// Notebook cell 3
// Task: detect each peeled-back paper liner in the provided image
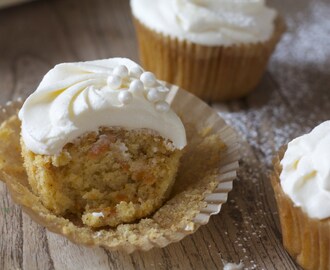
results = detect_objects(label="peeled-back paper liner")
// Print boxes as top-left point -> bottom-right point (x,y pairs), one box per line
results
0,86 -> 240,253
271,147 -> 330,270
134,16 -> 285,101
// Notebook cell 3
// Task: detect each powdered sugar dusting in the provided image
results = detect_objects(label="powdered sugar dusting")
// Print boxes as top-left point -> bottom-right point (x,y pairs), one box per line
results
213,1 -> 330,269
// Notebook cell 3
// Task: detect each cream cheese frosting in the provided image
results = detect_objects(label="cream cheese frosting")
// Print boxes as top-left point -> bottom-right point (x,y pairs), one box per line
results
130,0 -> 277,46
280,121 -> 330,220
19,58 -> 187,155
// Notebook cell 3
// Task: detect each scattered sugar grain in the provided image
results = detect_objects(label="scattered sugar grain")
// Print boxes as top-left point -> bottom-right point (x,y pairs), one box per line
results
223,262 -> 244,270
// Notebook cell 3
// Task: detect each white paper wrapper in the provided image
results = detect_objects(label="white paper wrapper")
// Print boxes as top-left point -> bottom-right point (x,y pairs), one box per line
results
0,85 -> 240,253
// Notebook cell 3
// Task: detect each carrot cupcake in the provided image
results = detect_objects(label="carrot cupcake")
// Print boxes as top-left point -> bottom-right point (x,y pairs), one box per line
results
272,122 -> 330,270
18,58 -> 187,228
130,0 -> 285,101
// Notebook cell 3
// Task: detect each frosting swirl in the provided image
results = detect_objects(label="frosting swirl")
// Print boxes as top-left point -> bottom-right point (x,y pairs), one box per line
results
280,121 -> 330,220
19,58 -> 187,155
130,0 -> 277,46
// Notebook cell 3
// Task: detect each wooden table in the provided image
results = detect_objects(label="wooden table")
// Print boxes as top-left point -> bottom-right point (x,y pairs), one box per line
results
0,0 -> 328,269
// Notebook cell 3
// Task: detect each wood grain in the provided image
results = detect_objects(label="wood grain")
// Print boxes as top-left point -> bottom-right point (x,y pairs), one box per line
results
1,0 -> 328,269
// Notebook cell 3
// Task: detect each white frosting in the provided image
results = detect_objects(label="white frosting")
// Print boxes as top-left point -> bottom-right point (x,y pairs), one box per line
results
280,121 -> 330,220
19,58 -> 187,155
130,0 -> 277,46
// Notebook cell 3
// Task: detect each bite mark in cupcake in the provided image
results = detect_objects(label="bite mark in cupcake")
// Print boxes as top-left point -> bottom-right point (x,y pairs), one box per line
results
18,58 -> 187,228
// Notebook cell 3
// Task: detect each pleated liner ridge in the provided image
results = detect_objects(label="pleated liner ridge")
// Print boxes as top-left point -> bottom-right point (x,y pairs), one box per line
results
134,17 -> 285,101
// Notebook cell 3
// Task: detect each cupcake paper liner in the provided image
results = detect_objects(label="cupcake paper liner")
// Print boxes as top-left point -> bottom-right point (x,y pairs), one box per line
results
0,85 -> 240,253
134,17 -> 285,102
271,147 -> 330,270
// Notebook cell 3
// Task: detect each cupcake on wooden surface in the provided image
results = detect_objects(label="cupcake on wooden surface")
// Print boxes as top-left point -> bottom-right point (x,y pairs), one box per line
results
19,58 -> 187,228
131,0 -> 285,101
272,122 -> 330,270
0,58 -> 239,251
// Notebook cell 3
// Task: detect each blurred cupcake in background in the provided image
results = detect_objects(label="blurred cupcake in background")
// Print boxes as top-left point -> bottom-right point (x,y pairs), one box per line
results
130,0 -> 285,101
272,122 -> 330,270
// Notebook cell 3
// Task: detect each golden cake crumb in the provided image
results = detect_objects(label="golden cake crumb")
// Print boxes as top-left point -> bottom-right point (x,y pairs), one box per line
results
21,127 -> 182,227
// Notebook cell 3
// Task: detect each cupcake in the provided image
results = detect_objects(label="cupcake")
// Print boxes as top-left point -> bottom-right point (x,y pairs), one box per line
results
0,63 -> 239,251
271,122 -> 330,270
18,58 -> 187,228
130,0 -> 285,101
